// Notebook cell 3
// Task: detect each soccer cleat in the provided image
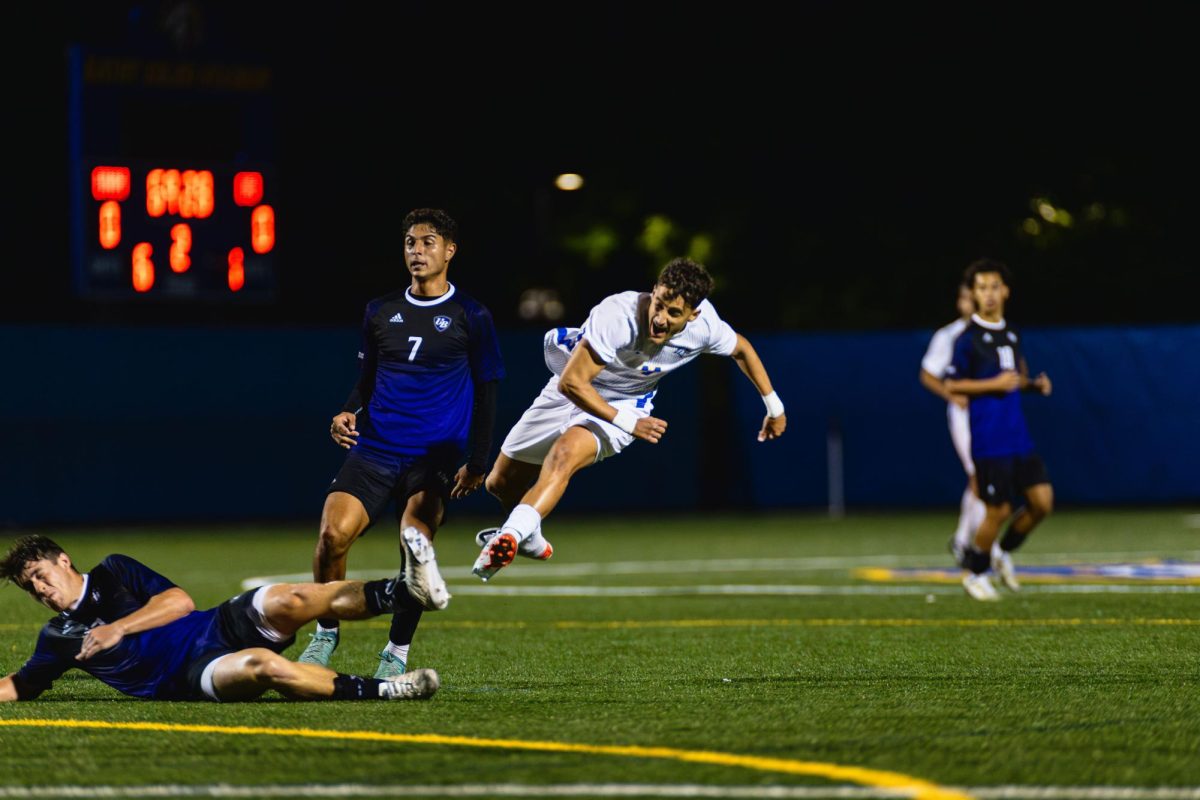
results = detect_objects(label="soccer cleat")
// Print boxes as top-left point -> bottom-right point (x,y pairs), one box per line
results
994,551 -> 1021,592
475,527 -> 554,560
472,531 -> 517,582
400,527 -> 451,611
373,648 -> 407,680
962,572 -> 1000,601
297,629 -> 339,666
379,667 -> 440,700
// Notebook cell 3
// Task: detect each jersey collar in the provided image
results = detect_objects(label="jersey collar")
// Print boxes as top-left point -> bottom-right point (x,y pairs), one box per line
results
405,283 -> 456,307
971,313 -> 1006,331
67,573 -> 90,611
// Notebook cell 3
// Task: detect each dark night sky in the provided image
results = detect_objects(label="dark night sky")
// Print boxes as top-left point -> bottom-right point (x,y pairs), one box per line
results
6,2 -> 1198,332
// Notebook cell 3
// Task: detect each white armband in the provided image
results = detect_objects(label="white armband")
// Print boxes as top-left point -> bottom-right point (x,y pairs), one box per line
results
762,391 -> 785,418
611,408 -> 639,435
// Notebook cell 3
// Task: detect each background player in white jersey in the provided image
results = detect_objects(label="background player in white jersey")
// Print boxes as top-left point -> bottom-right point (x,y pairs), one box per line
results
919,281 -> 987,566
472,258 -> 787,580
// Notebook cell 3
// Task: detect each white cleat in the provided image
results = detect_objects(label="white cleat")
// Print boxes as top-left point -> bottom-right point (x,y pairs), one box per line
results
472,531 -> 517,582
400,527 -> 451,610
962,572 -> 1000,601
475,527 -> 553,560
994,551 -> 1021,592
379,667 -> 440,700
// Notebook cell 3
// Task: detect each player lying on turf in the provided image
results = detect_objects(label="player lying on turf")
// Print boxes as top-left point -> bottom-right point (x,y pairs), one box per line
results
472,257 -> 787,580
0,535 -> 438,702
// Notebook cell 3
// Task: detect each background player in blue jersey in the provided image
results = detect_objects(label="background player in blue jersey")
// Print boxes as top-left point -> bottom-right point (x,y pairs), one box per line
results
943,259 -> 1054,601
301,209 -> 505,676
0,535 -> 438,702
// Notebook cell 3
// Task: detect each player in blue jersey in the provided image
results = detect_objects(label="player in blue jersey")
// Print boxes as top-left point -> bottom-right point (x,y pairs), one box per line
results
943,259 -> 1053,601
0,535 -> 439,702
301,208 -> 505,676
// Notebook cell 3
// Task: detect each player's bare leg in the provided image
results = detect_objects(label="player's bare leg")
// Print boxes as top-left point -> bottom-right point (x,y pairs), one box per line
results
300,492 -> 371,665
210,648 -> 438,702
473,426 -> 598,580
479,454 -> 553,559
993,483 -> 1054,592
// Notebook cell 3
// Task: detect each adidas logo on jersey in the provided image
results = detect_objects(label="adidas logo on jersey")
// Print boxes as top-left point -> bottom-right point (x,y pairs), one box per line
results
389,312 -> 404,323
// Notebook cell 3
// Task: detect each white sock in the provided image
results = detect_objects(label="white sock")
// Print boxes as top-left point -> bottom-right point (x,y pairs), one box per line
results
521,525 -> 549,554
384,642 -> 409,663
501,503 -> 542,546
952,486 -> 975,551
317,622 -> 339,635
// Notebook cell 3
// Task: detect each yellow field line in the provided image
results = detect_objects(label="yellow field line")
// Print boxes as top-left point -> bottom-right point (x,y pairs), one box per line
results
0,719 -> 971,800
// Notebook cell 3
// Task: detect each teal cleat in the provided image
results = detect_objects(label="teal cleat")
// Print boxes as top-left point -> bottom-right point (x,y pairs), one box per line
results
373,648 -> 408,680
297,628 -> 339,666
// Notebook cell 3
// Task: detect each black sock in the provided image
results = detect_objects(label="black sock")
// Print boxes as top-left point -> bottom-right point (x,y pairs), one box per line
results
316,619 -> 338,631
331,673 -> 385,700
363,578 -> 398,616
1000,527 -> 1028,553
389,607 -> 423,649
963,546 -> 991,575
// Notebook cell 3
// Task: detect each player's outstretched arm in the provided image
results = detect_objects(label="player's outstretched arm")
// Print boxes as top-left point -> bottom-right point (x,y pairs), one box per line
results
730,334 -> 786,442
75,587 -> 195,661
559,341 -> 667,444
0,675 -> 17,702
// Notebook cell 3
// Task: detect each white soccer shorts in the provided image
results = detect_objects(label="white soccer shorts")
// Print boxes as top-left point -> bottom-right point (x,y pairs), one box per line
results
500,376 -> 650,465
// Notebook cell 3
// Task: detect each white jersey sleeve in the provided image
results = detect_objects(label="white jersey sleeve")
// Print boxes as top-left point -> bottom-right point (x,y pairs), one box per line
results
582,293 -> 639,364
696,300 -> 738,356
920,318 -> 968,378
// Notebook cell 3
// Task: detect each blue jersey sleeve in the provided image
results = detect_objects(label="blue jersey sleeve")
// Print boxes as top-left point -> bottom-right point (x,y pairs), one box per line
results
344,301 -> 381,413
101,554 -> 177,603
467,303 -> 506,384
12,629 -> 73,700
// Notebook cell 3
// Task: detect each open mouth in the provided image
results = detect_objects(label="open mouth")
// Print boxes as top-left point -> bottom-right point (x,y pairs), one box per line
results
650,320 -> 669,338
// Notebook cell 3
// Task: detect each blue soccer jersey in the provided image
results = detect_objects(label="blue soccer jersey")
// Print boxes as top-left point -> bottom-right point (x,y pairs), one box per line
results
12,555 -> 232,700
946,316 -> 1035,459
344,284 -> 505,459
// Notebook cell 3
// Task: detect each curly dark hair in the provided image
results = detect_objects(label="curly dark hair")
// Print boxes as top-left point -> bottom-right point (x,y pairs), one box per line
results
656,258 -> 714,310
402,208 -> 458,243
0,535 -> 69,589
963,257 -> 1012,288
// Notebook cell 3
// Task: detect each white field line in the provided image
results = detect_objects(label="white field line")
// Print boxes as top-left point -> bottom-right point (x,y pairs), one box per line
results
241,550 -> 1200,590
1,784 -> 1198,799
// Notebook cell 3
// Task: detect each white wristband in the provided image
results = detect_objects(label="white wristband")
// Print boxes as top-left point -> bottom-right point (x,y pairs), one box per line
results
611,408 -> 638,434
762,391 -> 785,418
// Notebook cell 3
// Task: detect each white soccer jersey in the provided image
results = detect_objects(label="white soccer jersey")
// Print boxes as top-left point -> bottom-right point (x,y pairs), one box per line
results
545,291 -> 739,401
921,317 -> 969,379
921,316 -> 974,475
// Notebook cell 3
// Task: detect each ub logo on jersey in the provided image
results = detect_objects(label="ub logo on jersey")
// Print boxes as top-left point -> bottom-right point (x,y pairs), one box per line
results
982,332 -> 993,343
433,315 -> 451,332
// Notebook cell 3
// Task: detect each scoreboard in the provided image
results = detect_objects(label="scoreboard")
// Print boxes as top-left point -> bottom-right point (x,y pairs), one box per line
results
69,46 -> 278,302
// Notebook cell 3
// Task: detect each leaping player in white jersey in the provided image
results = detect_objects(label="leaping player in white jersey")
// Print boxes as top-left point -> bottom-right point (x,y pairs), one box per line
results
918,281 -> 987,566
471,258 -> 788,580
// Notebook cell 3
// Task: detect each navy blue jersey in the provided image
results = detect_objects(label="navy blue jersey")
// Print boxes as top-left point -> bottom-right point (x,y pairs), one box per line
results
345,284 -> 505,459
946,317 -> 1035,458
13,555 -> 231,700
